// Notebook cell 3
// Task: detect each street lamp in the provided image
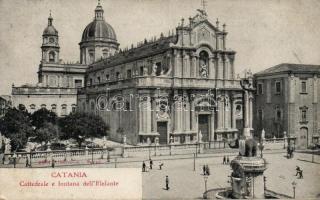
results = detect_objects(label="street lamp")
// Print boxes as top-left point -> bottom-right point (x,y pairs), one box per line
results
259,129 -> 265,158
283,131 -> 287,149
292,181 -> 297,199
203,175 -> 209,197
310,143 -> 315,163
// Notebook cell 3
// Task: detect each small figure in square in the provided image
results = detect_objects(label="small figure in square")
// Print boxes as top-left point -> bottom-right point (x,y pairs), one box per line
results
51,158 -> 55,168
25,156 -> 29,167
223,155 -> 226,164
149,159 -> 153,170
142,161 -> 146,172
203,165 -> 206,175
206,165 -> 210,175
227,156 -> 230,164
165,175 -> 170,190
295,166 -> 300,176
299,169 -> 303,179
159,162 -> 164,170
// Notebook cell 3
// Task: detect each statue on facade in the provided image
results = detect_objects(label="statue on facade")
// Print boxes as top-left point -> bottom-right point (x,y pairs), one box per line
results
198,130 -> 203,143
4,138 -> 11,154
200,63 -> 208,78
147,137 -> 151,145
123,135 -> 127,145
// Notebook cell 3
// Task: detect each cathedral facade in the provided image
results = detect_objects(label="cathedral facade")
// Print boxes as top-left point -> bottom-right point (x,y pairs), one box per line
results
11,2 -> 253,145
77,3 -> 253,145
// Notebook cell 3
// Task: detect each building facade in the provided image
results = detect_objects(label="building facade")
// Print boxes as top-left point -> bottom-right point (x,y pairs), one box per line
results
78,5 -> 254,145
11,13 -> 86,116
0,95 -> 12,118
253,63 -> 320,149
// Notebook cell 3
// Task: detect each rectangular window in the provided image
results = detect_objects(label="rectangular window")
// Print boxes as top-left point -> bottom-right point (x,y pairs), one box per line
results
301,81 -> 307,93
116,72 -> 120,79
89,78 -> 93,86
127,69 -> 132,79
275,81 -> 281,94
140,66 -> 144,76
301,110 -> 307,122
106,74 -> 110,81
97,77 -> 101,83
257,83 -> 263,95
74,79 -> 82,88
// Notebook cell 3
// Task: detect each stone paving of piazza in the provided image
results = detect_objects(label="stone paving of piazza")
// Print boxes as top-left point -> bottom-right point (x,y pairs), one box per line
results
48,150 -> 320,199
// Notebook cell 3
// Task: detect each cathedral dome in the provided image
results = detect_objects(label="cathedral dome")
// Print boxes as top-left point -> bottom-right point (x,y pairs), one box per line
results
81,20 -> 117,43
81,2 -> 117,44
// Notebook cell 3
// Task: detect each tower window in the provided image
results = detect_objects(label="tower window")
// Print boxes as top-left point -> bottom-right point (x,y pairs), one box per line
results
49,51 -> 55,62
127,69 -> 132,79
140,66 -> 144,76
275,81 -> 281,94
301,81 -> 307,93
257,83 -> 263,95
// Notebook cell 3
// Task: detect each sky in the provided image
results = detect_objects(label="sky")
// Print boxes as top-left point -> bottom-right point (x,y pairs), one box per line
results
0,0 -> 320,95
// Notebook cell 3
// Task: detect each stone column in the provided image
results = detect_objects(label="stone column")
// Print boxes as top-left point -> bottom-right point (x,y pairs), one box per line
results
209,56 -> 215,79
146,97 -> 152,133
191,55 -> 197,78
232,100 -> 237,129
191,96 -> 196,131
210,111 -> 215,141
223,56 -> 229,81
224,97 -> 231,130
243,90 -> 251,138
151,97 -> 157,132
45,75 -> 48,86
249,96 -> 253,129
217,98 -> 223,130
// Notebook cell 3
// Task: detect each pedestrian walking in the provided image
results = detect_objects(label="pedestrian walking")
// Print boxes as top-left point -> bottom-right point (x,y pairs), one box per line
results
159,162 -> 164,170
25,156 -> 29,167
223,155 -> 226,164
227,156 -> 230,164
51,158 -> 55,168
142,161 -> 146,172
295,166 -> 300,176
165,175 -> 170,190
12,153 -> 17,168
149,159 -> 153,170
299,169 -> 303,179
203,165 -> 206,175
206,165 -> 210,175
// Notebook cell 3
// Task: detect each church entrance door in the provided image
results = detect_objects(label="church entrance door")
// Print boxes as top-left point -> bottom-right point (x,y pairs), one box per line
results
198,114 -> 209,142
298,127 -> 308,149
157,121 -> 168,144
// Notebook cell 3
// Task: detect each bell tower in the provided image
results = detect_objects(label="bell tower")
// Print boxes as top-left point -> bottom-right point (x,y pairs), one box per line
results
41,11 -> 60,63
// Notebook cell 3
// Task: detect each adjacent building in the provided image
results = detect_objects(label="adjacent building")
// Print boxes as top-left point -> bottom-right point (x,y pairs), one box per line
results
253,63 -> 320,149
78,4 -> 254,145
0,95 -> 12,118
11,13 -> 87,116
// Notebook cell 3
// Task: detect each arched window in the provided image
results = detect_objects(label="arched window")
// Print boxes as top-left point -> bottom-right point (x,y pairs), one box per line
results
51,104 -> 57,113
61,104 -> 67,116
41,104 -> 46,109
49,51 -> 55,62
71,104 -> 76,113
103,49 -> 109,58
199,51 -> 209,78
30,104 -> 36,113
